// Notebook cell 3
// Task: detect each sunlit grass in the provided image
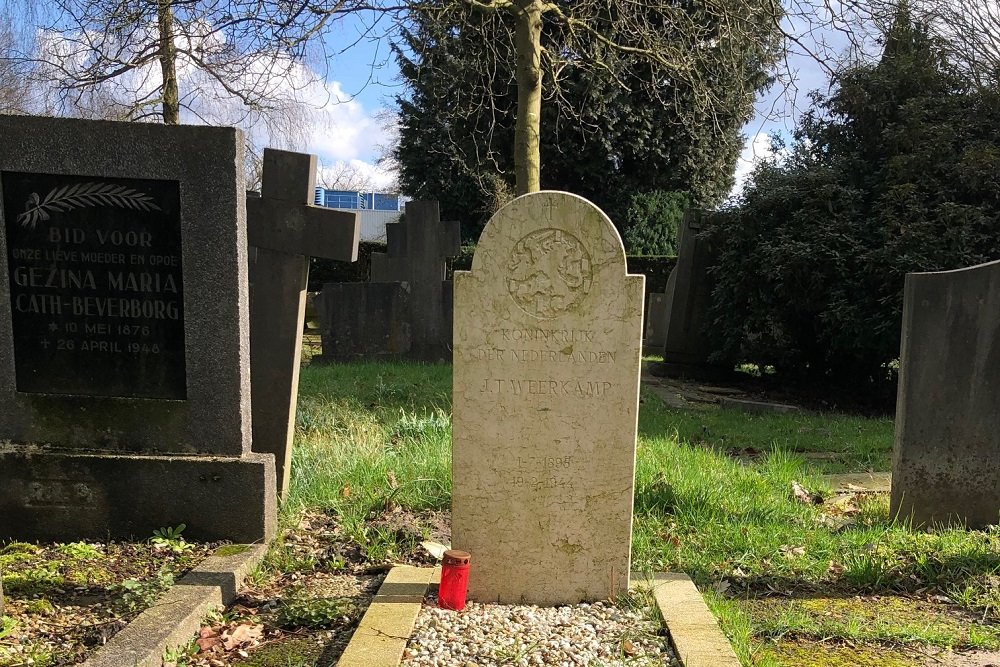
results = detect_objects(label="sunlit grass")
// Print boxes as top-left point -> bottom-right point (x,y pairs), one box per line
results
283,360 -> 1000,666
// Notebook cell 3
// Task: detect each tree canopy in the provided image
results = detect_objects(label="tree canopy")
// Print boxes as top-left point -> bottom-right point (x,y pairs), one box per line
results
392,0 -> 781,238
705,6 -> 1000,394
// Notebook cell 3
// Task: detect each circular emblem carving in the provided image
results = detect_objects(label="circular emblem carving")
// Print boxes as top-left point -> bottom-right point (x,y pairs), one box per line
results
506,228 -> 593,319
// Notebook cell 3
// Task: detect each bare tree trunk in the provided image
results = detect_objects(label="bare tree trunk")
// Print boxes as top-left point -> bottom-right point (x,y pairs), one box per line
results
512,0 -> 543,195
157,0 -> 180,124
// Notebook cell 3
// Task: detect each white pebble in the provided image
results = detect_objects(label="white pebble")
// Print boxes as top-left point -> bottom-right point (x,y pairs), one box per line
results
401,596 -> 679,667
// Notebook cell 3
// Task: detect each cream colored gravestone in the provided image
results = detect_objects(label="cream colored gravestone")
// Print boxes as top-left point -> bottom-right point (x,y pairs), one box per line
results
452,191 -> 645,605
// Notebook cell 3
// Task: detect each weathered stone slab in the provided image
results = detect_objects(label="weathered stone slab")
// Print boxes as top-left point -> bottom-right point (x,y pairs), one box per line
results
452,191 -> 644,605
317,282 -> 411,360
0,449 -> 275,542
891,259 -> 1000,528
0,115 -> 275,542
644,292 -> 668,350
719,397 -> 802,414
84,544 -> 268,667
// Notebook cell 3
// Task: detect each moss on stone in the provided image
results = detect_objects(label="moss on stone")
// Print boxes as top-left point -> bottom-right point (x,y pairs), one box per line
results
757,639 -> 918,667
214,545 -> 251,557
232,636 -> 325,666
24,599 -> 55,615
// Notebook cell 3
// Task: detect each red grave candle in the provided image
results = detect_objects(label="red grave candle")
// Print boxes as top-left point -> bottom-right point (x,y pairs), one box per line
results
438,549 -> 471,611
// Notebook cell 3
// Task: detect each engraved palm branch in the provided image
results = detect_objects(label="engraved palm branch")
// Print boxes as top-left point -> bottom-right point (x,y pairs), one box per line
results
17,182 -> 162,228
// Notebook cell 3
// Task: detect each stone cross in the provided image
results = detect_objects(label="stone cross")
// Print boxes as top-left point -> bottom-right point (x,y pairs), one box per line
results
247,149 -> 360,499
369,201 -> 460,359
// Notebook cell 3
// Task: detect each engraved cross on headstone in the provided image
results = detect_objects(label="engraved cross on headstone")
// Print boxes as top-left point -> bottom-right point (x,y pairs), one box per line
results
247,149 -> 360,498
542,197 -> 558,221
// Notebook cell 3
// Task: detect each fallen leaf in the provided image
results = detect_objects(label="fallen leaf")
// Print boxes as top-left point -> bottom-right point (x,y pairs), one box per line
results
711,579 -> 731,594
790,481 -> 822,504
196,635 -> 221,652
195,626 -> 223,652
420,540 -> 450,560
622,639 -> 638,655
791,481 -> 811,503
779,545 -> 807,558
222,623 -> 263,650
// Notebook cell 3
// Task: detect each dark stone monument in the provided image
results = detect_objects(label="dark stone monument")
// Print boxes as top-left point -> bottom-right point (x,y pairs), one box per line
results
247,148 -> 359,499
650,209 -> 726,379
318,281 -> 411,359
643,292 -> 668,352
891,259 -> 1000,529
316,201 -> 460,362
0,115 -> 275,543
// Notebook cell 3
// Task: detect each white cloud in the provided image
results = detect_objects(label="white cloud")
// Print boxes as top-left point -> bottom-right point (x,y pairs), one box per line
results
730,132 -> 777,199
317,158 -> 397,192
33,25 -> 396,189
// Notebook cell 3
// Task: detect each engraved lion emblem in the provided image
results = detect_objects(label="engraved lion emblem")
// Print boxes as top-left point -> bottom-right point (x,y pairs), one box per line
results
506,228 -> 593,319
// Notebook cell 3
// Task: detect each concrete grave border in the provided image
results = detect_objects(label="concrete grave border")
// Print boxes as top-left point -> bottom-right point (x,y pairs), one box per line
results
338,566 -> 739,667
82,543 -> 268,667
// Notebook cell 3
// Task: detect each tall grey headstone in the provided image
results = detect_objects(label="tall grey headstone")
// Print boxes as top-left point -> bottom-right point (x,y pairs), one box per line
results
643,292 -> 669,351
248,148 -> 359,499
660,209 -> 717,366
0,115 -> 275,542
891,259 -> 1000,528
452,191 -> 644,605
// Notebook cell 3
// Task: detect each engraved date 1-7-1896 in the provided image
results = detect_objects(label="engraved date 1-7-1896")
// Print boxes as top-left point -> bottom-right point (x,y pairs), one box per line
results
509,455 -> 575,491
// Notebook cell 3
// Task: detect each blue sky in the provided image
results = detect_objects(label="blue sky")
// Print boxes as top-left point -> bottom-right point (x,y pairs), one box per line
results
7,4 -> 877,195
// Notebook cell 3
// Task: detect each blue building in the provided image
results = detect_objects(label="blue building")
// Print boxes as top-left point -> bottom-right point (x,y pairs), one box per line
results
313,188 -> 403,242
314,188 -> 401,212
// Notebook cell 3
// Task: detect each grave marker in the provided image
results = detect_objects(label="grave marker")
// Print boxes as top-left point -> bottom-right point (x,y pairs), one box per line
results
316,201 -> 459,361
659,209 -> 717,366
891,259 -> 1000,528
452,191 -> 644,605
247,149 -> 359,498
0,115 -> 275,542
643,292 -> 669,352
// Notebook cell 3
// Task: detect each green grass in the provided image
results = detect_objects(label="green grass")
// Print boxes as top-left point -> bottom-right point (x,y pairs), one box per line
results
282,360 -> 1000,666
282,362 -> 452,560
639,386 -> 895,472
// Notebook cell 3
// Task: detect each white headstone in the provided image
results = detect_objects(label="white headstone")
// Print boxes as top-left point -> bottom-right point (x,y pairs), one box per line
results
452,191 -> 644,605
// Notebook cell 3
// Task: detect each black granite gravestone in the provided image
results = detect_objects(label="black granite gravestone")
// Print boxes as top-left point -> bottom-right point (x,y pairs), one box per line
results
0,116 -> 275,543
3,172 -> 186,398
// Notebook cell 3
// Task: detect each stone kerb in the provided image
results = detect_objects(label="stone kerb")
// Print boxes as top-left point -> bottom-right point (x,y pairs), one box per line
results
891,258 -> 1000,528
452,191 -> 644,605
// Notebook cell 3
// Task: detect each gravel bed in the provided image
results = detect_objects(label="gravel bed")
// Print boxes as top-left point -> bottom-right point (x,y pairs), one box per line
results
402,596 -> 680,667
